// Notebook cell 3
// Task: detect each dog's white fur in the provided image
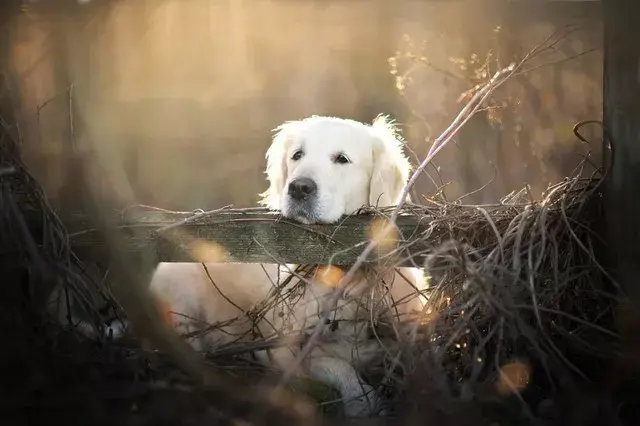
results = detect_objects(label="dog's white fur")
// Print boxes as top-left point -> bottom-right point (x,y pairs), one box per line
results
148,115 -> 427,416
260,115 -> 412,223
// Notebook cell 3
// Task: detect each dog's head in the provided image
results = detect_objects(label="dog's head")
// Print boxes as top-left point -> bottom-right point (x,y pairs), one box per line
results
259,115 -> 411,224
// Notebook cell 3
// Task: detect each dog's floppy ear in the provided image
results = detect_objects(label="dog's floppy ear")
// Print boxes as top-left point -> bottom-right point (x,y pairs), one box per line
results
258,121 -> 295,210
368,115 -> 411,208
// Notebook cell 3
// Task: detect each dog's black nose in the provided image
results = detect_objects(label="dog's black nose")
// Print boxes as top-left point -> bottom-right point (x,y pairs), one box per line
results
288,177 -> 317,200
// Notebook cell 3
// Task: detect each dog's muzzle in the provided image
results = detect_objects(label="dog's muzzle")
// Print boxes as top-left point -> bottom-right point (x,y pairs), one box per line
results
285,177 -> 319,222
288,177 -> 317,201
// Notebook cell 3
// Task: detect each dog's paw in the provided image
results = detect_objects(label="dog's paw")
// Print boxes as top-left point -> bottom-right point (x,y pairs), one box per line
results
342,384 -> 381,417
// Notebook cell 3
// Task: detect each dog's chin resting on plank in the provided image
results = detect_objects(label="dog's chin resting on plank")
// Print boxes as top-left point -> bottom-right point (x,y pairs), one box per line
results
148,115 -> 428,417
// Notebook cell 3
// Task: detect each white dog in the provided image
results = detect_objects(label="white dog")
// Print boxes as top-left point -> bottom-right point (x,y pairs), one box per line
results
148,115 -> 427,417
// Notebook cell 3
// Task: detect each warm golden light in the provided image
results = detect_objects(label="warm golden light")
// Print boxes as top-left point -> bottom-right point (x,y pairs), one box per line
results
496,360 -> 531,395
188,239 -> 229,263
368,217 -> 399,254
156,297 -> 175,327
314,265 -> 346,289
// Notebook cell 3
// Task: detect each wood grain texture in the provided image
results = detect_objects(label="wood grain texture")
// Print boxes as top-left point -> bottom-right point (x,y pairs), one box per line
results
69,208 -> 442,267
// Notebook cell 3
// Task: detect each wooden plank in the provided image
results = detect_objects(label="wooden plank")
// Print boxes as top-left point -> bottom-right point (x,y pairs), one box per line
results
603,1 -> 640,298
68,209 -> 445,267
602,0 -> 640,377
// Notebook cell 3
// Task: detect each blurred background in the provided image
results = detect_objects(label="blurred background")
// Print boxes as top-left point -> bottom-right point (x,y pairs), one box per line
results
6,0 -> 603,215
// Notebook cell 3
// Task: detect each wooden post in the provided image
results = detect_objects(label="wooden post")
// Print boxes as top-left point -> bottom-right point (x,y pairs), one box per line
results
602,0 -> 640,377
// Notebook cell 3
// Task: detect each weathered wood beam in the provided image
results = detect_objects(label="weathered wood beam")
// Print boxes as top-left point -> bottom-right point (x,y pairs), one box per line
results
603,0 -> 640,293
602,0 -> 640,376
69,209 -> 441,267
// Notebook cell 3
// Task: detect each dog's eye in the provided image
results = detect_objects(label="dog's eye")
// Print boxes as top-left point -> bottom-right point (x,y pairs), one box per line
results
291,150 -> 303,161
333,153 -> 351,164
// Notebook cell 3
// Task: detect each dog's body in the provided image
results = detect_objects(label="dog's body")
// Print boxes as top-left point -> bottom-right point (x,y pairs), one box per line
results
147,115 -> 428,416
